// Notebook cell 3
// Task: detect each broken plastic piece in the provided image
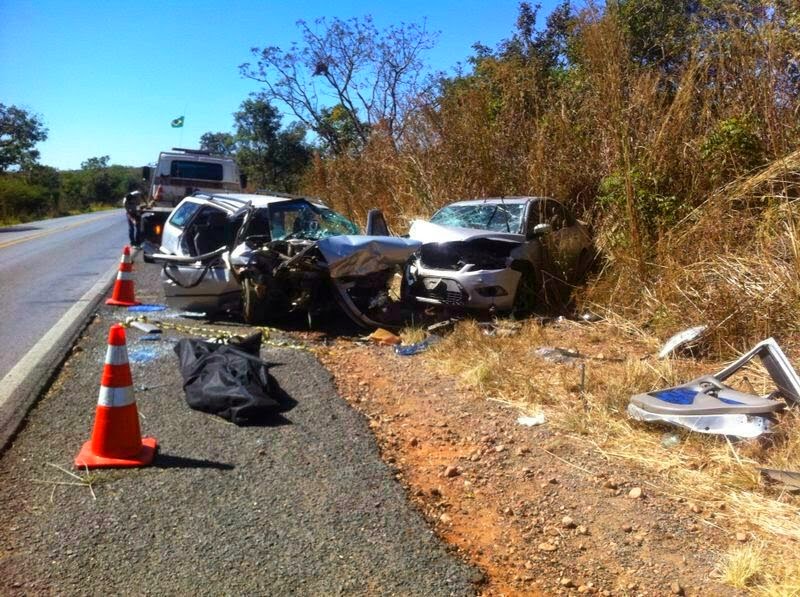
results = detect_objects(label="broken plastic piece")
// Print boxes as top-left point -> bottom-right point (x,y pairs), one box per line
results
534,347 -> 583,364
714,337 -> 800,404
631,375 -> 784,416
629,337 -> 800,438
368,328 -> 402,345
627,403 -> 771,438
130,321 -> 162,334
660,433 -> 682,448
658,325 -> 707,359
394,335 -> 441,356
127,304 -> 167,312
517,413 -> 546,426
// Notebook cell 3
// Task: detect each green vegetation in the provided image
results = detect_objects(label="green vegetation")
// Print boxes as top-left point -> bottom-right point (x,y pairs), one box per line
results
200,93 -> 311,193
0,104 -> 141,225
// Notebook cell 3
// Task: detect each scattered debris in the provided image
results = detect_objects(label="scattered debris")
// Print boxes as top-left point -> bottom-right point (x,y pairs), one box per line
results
630,337 -> 800,437
580,311 -> 602,323
534,347 -> 584,364
628,487 -> 643,499
427,318 -> 459,334
368,328 -> 402,345
478,320 -> 521,337
517,413 -> 546,426
658,325 -> 708,359
127,304 -> 167,313
760,468 -> 800,492
660,432 -> 682,448
128,320 -> 162,334
716,337 -> 800,404
127,346 -> 160,363
139,334 -> 162,342
395,335 -> 441,356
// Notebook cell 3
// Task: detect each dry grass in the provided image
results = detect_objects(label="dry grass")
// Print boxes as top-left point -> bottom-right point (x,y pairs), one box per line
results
298,3 -> 800,590
719,544 -> 765,589
428,316 -> 800,593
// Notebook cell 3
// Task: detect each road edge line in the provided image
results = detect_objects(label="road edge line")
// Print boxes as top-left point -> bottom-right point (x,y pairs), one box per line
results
0,257 -> 125,453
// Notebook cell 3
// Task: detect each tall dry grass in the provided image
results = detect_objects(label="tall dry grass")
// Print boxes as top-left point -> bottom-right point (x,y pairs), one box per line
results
303,2 -> 800,351
299,3 -> 800,591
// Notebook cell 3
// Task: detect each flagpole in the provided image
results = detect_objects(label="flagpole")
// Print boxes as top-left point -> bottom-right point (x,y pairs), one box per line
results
180,102 -> 188,147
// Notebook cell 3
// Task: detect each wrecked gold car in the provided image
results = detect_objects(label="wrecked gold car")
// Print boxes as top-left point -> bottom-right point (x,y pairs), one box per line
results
150,193 -> 420,328
404,197 -> 594,313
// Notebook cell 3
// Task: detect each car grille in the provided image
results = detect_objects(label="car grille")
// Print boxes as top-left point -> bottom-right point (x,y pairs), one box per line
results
415,278 -> 468,306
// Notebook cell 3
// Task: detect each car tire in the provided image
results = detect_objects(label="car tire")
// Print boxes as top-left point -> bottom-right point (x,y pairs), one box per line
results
242,277 -> 260,324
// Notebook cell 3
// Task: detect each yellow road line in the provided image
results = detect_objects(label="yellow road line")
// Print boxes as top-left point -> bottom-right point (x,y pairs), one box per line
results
0,213 -> 116,250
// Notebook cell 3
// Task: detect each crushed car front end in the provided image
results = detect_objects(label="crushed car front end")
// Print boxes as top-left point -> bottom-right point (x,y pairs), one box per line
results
404,238 -> 523,311
404,217 -> 529,312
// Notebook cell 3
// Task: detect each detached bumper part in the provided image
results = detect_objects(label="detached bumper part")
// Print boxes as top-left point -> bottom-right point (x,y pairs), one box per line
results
628,337 -> 800,437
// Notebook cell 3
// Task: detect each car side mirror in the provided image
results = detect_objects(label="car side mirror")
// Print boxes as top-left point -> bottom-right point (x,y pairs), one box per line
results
142,166 -> 151,182
527,223 -> 552,239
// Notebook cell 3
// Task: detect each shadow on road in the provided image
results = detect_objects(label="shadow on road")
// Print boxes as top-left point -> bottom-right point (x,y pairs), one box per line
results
153,453 -> 235,470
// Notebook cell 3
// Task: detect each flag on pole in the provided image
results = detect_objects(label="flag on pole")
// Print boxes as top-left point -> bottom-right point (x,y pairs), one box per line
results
171,116 -> 184,128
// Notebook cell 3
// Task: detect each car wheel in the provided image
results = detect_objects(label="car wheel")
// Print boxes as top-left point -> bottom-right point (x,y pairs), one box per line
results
242,277 -> 260,324
512,264 -> 539,317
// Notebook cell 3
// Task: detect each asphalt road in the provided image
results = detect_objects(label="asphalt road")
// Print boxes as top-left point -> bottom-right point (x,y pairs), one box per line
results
0,258 -> 477,595
0,210 -> 128,380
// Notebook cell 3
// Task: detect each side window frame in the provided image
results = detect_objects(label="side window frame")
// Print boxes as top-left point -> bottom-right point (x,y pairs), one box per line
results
167,200 -> 204,229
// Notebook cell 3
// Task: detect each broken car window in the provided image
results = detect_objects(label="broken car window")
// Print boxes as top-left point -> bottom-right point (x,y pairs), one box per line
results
430,203 -> 525,233
243,200 -> 359,241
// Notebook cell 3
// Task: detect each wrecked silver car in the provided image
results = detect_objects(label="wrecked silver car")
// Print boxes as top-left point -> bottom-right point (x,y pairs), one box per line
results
404,197 -> 594,313
150,193 -> 420,328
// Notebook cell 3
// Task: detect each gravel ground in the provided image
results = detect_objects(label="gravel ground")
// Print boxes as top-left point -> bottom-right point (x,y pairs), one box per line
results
0,259 -> 477,596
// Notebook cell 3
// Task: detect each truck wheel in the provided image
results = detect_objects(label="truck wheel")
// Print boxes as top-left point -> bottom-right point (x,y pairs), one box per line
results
242,277 -> 259,324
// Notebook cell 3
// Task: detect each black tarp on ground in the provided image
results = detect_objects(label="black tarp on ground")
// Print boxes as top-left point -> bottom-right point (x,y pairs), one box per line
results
174,333 -> 282,425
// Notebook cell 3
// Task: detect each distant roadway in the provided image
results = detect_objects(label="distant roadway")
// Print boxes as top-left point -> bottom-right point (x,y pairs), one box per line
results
0,210 -> 128,380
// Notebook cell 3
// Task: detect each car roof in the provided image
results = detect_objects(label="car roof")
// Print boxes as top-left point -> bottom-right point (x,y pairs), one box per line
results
190,192 -> 328,213
443,196 -> 553,207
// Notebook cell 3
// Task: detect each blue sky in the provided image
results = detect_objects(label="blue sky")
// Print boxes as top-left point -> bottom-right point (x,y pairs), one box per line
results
1,0 -> 558,170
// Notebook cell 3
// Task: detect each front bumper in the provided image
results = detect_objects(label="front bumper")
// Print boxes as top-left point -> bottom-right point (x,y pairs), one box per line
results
405,260 -> 521,311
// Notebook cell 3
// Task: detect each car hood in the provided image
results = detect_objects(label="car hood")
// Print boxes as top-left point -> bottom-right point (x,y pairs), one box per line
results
317,235 -> 422,278
408,219 -> 524,244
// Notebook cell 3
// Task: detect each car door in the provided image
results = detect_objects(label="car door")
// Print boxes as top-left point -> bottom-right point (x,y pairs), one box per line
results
161,198 -> 204,255
525,199 -> 585,283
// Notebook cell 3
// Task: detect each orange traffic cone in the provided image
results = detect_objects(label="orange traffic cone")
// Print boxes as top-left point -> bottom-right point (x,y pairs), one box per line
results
106,245 -> 140,306
74,324 -> 157,468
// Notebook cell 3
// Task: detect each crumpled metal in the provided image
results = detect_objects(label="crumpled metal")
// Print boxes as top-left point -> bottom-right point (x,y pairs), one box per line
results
317,235 -> 421,278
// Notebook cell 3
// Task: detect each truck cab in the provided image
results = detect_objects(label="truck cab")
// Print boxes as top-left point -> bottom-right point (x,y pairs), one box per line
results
143,148 -> 245,206
138,148 -> 245,248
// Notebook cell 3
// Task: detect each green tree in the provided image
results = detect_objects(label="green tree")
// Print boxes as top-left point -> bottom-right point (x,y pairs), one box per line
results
199,132 -> 236,156
199,94 -> 311,192
233,94 -> 311,192
0,104 -> 48,172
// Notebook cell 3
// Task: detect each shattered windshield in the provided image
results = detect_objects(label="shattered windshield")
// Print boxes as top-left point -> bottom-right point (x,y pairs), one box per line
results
430,203 -> 524,233
247,200 -> 359,241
